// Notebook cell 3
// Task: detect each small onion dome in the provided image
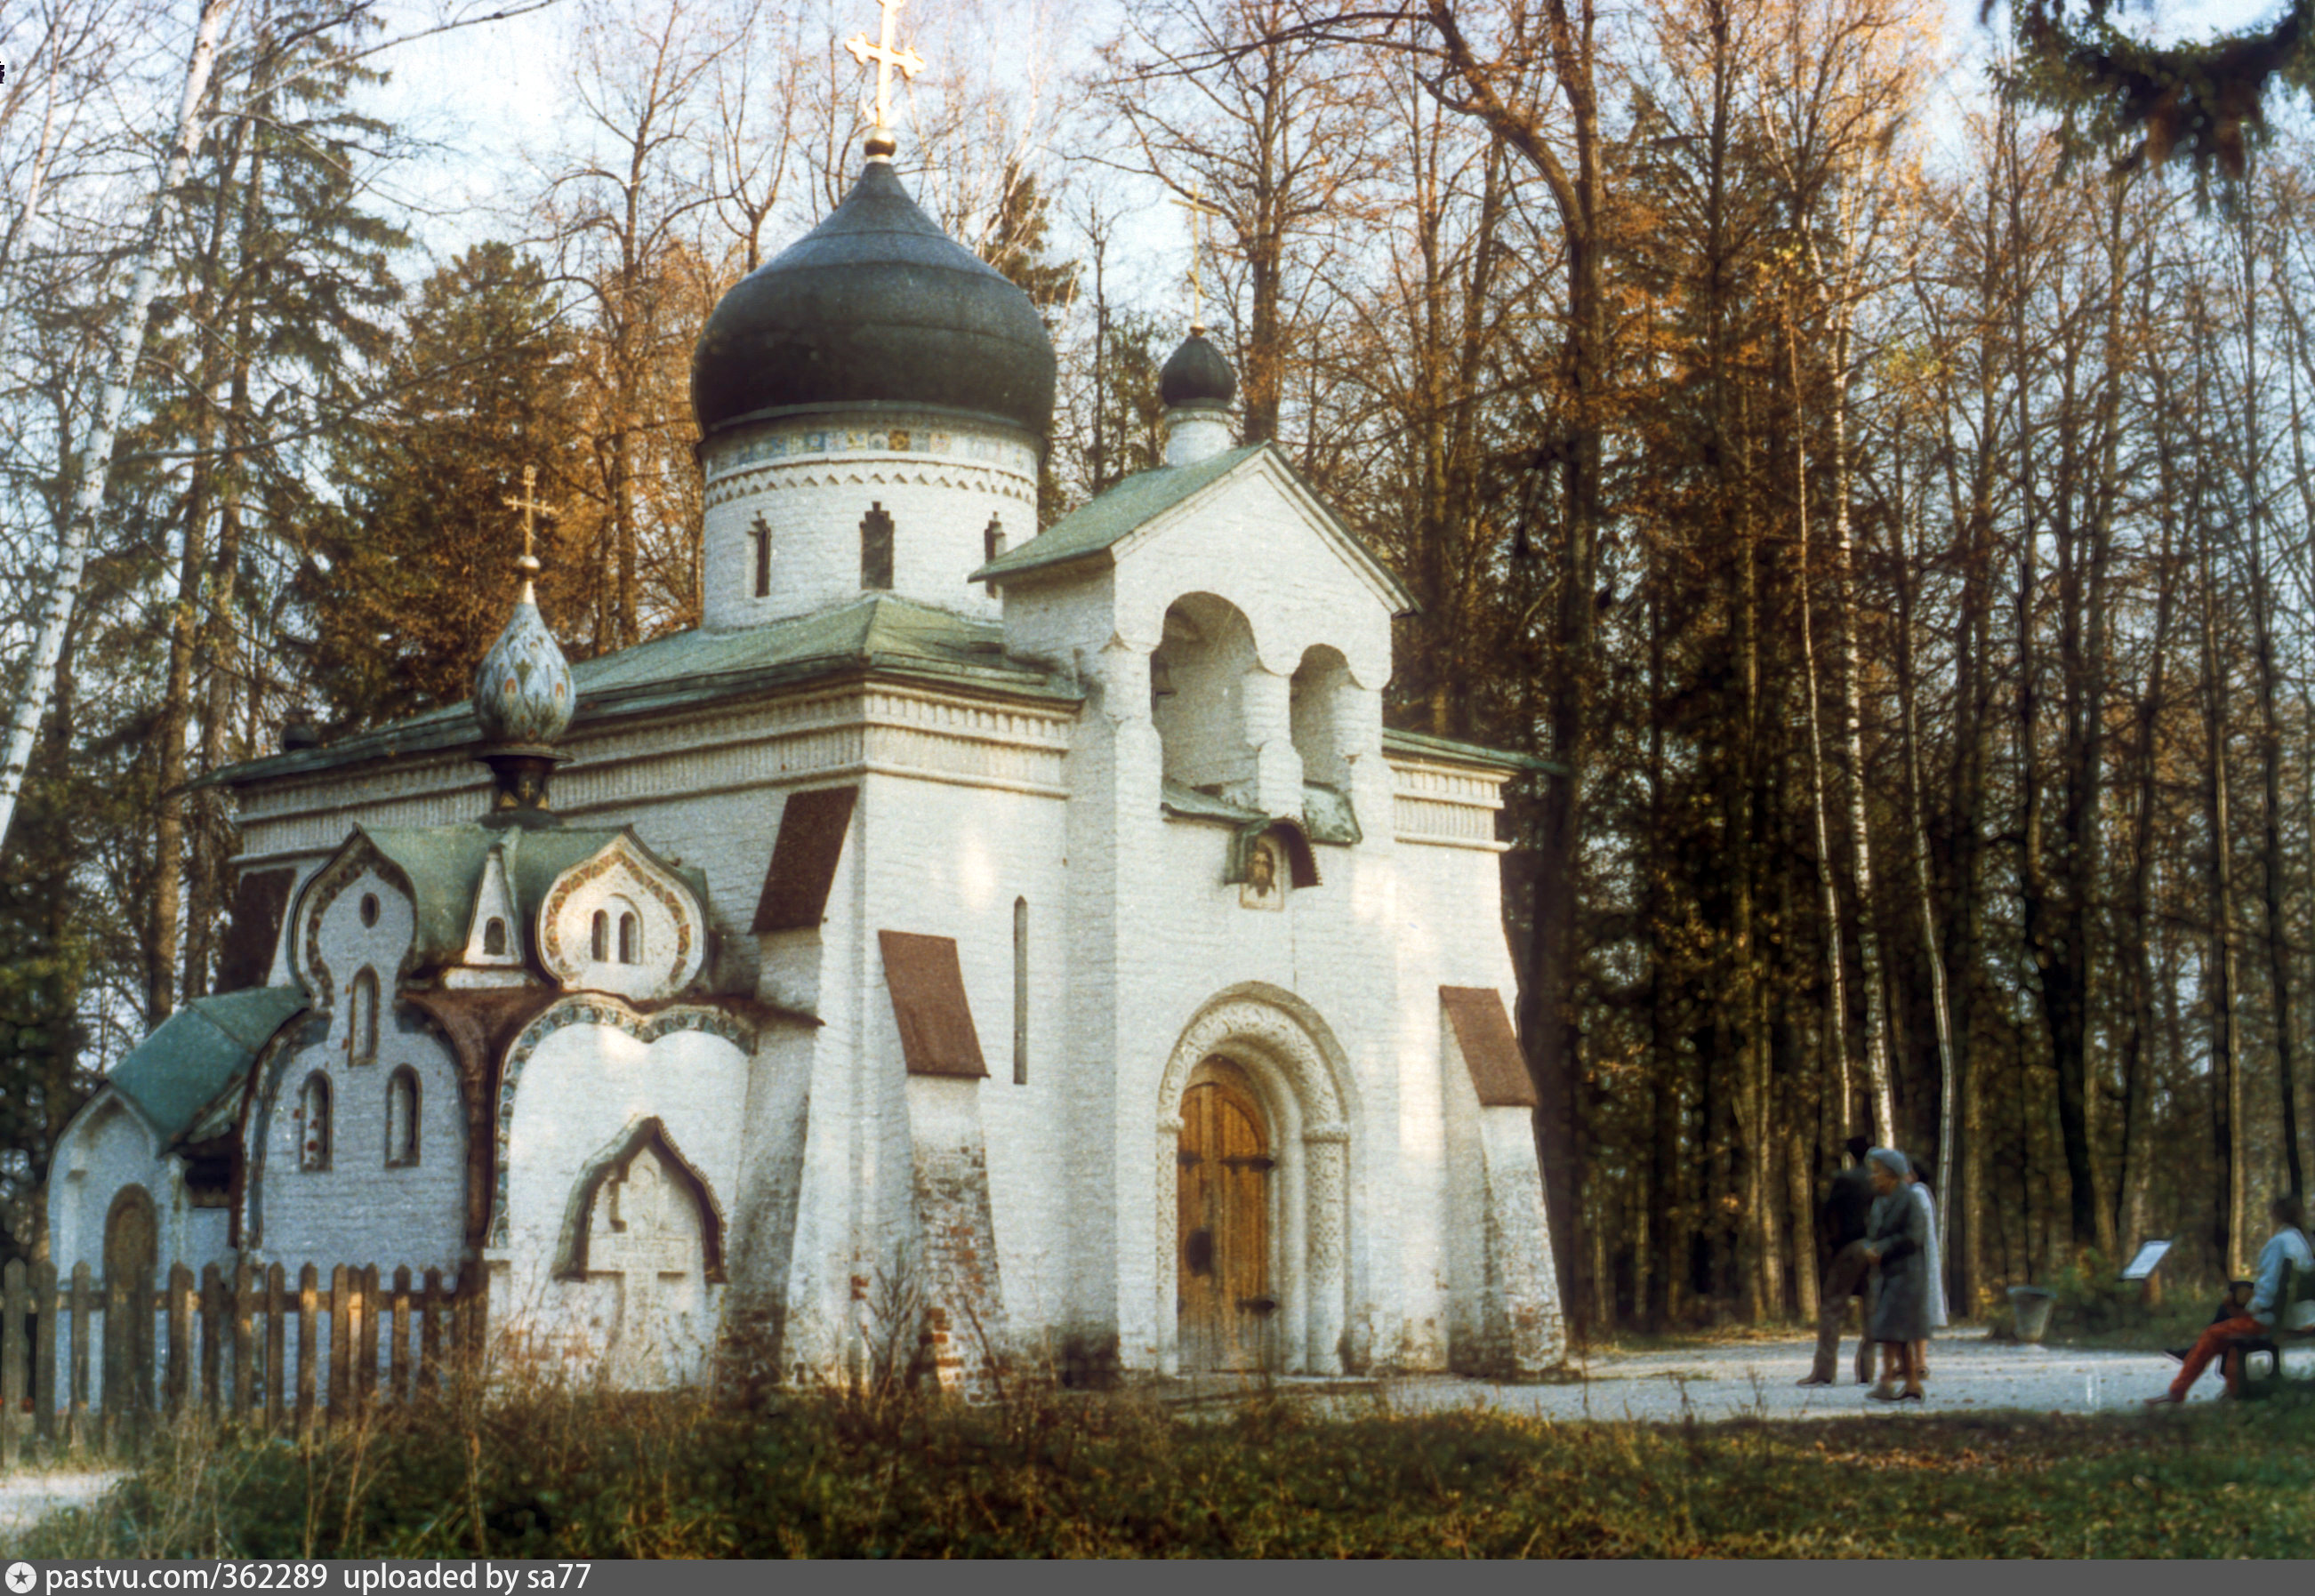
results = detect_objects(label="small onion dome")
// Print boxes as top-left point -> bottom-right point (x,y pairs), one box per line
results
1159,330 -> 1236,410
690,161 -> 1057,445
471,581 -> 573,751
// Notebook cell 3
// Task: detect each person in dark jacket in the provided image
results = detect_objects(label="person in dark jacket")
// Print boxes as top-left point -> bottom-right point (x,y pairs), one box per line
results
1862,1147 -> 1930,1401
1799,1135 -> 1878,1386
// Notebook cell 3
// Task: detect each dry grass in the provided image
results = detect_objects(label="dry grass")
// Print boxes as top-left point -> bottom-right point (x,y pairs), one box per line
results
8,1368 -> 2315,1558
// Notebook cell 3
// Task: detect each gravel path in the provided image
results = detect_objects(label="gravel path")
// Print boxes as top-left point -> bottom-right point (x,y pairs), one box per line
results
1352,1330 -> 2203,1423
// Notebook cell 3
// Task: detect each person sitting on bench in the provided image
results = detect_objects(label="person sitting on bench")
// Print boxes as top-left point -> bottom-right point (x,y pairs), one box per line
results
2146,1194 -> 2314,1404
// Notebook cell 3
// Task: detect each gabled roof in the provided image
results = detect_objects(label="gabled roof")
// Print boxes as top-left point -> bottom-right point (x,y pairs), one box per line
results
1381,727 -> 1565,777
342,823 -> 708,974
211,594 -> 1078,789
108,985 -> 308,1145
355,824 -> 636,967
971,444 -> 1415,612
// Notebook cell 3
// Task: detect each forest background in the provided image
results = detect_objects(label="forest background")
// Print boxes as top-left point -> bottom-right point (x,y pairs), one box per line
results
2,0 -> 2308,1338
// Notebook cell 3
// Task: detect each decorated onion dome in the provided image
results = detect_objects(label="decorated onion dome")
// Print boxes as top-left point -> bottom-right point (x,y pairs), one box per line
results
472,575 -> 572,750
1159,329 -> 1236,411
472,472 -> 574,823
689,160 -> 1057,445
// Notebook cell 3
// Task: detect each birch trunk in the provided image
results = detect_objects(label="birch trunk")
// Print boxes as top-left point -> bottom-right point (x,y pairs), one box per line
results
0,0 -> 233,858
1789,313 -> 1853,1138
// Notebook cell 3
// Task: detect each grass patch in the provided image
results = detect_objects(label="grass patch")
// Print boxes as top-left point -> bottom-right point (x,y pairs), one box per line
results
9,1382 -> 2315,1558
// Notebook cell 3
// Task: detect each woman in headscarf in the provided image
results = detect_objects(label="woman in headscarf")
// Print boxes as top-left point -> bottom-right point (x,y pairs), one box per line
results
1861,1147 -> 1929,1400
1908,1160 -> 1948,1380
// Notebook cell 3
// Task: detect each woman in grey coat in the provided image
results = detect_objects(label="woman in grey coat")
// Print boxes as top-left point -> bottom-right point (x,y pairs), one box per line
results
1861,1147 -> 1929,1400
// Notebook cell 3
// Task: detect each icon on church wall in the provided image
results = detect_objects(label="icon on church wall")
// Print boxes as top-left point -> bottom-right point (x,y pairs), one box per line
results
1240,837 -> 1283,910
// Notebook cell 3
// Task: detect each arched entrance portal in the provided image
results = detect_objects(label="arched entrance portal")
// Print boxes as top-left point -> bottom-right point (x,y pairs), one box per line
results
1155,984 -> 1355,1376
105,1184 -> 157,1280
1177,1061 -> 1274,1370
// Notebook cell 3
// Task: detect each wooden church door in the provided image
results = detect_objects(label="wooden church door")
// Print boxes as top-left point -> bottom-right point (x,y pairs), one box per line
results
1177,1063 -> 1274,1371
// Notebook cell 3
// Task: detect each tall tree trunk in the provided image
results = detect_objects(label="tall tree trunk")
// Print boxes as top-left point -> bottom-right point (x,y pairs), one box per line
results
1789,310 -> 1854,1137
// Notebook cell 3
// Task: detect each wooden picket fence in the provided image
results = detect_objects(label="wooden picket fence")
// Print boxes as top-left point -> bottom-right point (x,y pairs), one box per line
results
0,1259 -> 480,1464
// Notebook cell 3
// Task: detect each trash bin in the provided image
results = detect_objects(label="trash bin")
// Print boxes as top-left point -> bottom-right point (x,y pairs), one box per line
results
2008,1285 -> 2057,1343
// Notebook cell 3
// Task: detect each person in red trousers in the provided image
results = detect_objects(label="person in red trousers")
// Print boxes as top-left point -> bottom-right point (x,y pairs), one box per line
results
2147,1194 -> 2313,1404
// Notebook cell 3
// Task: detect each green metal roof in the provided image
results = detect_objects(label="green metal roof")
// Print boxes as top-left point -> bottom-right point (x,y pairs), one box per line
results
211,594 -> 1078,790
975,445 -> 1263,581
356,823 -> 663,967
108,985 -> 308,1144
1381,726 -> 1564,777
972,444 -> 1415,612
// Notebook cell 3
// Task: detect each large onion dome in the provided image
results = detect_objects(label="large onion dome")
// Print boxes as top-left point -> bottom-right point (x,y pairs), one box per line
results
1159,329 -> 1236,410
690,161 -> 1057,445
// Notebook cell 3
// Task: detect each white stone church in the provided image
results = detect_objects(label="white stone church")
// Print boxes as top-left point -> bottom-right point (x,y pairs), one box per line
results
46,129 -> 1564,1386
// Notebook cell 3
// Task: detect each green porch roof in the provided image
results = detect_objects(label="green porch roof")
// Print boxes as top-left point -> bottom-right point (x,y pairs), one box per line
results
211,593 -> 1079,789
109,985 -> 308,1144
974,445 -> 1264,581
970,444 -> 1413,610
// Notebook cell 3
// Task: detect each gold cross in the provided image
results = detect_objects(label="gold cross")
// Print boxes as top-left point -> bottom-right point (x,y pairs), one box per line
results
502,464 -> 557,596
846,0 -> 925,143
1170,184 -> 1224,333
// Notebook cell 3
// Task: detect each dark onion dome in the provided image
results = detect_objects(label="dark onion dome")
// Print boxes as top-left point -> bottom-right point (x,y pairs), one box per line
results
1159,330 -> 1236,409
691,161 -> 1057,445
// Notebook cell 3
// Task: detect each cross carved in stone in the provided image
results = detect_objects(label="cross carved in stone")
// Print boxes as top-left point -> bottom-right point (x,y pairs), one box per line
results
845,0 -> 925,140
589,1151 -> 697,1383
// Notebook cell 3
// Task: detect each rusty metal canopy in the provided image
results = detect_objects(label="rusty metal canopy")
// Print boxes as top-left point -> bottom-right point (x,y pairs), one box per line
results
1441,985 -> 1537,1109
753,786 -> 857,934
879,929 -> 986,1079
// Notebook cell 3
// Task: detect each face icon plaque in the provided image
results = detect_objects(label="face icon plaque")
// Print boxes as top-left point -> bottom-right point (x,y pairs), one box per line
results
1240,837 -> 1282,910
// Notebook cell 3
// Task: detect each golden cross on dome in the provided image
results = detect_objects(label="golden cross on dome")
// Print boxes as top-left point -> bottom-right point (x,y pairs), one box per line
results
1170,184 -> 1224,333
502,464 -> 557,598
847,0 -> 925,154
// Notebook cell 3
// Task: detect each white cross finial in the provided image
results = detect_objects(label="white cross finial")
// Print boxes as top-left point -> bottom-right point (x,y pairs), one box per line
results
1170,184 -> 1224,333
846,0 -> 925,156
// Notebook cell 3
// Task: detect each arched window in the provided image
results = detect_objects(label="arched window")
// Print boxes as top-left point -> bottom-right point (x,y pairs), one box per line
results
860,501 -> 895,589
483,917 -> 508,957
1012,897 -> 1029,1086
385,1068 -> 420,1167
591,910 -> 610,963
349,968 -> 379,1063
1150,593 -> 1258,799
300,1073 -> 333,1172
618,911 -> 642,965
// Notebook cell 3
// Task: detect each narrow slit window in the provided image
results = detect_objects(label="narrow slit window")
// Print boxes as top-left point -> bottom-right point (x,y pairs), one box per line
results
1012,897 -> 1028,1086
752,512 -> 773,598
619,911 -> 641,965
985,514 -> 1006,564
861,501 -> 894,590
350,968 -> 379,1063
300,1073 -> 333,1172
385,1068 -> 420,1167
591,910 -> 609,963
483,918 -> 508,958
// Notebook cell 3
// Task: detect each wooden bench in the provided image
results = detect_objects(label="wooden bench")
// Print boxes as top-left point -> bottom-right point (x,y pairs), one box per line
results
2231,1259 -> 2315,1400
